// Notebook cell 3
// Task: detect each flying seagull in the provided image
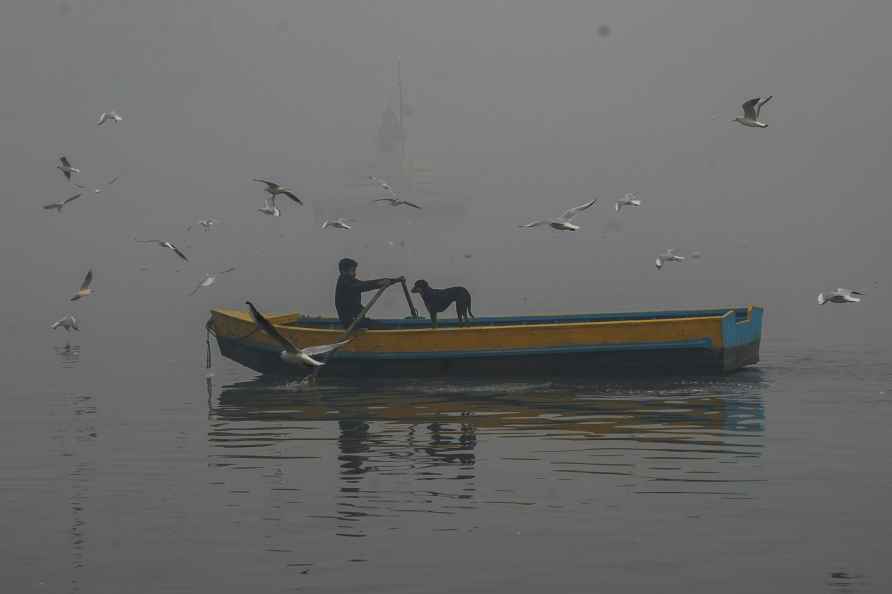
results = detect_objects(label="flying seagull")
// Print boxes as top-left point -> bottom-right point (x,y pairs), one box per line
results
818,288 -> 864,305
252,179 -> 303,205
43,193 -> 82,213
188,267 -> 236,296
519,198 -> 599,231
74,176 -> 119,194
51,314 -> 79,333
321,218 -> 353,230
246,301 -> 351,367
70,269 -> 93,301
57,155 -> 80,180
734,96 -> 773,128
656,249 -> 685,270
134,239 -> 189,262
96,110 -> 122,126
187,218 -> 220,232
369,176 -> 396,196
257,197 -> 281,217
373,197 -> 422,209
615,193 -> 642,213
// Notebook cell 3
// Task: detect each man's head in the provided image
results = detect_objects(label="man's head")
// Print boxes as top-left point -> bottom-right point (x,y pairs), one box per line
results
338,257 -> 358,277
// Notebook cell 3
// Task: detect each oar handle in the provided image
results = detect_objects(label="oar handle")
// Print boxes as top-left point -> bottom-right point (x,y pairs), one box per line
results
400,279 -> 420,319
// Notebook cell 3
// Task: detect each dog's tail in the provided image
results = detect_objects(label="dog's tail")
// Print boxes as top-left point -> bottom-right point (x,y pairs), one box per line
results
466,293 -> 475,318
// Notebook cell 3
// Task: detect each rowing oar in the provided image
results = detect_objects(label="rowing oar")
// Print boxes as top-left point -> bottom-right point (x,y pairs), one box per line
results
400,278 -> 420,319
306,281 -> 394,384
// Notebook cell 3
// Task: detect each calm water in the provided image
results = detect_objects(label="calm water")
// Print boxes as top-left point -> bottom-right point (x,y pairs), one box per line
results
2,340 -> 891,593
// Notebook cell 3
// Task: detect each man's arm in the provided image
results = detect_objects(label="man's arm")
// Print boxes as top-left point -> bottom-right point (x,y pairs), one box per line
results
352,276 -> 404,293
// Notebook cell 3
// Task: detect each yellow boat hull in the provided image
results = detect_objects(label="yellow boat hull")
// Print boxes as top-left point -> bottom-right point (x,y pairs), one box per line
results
208,306 -> 763,378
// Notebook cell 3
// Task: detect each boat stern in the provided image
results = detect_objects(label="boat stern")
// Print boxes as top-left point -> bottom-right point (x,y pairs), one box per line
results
720,306 -> 764,372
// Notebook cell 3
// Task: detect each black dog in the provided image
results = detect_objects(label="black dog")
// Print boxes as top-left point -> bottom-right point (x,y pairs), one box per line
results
411,280 -> 474,328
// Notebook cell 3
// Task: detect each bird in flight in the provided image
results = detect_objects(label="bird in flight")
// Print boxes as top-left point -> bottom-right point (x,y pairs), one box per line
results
134,239 -> 189,262
257,197 -> 281,217
74,176 -> 119,195
70,269 -> 94,301
519,198 -> 599,231
97,110 -> 123,126
57,155 -> 80,180
615,193 -> 642,213
369,176 -> 396,196
734,96 -> 773,128
373,197 -> 422,209
655,249 -> 685,270
321,218 -> 353,230
246,301 -> 351,367
43,193 -> 82,213
187,218 -> 220,232
252,179 -> 303,205
51,314 -> 79,333
188,267 -> 236,296
817,288 -> 864,305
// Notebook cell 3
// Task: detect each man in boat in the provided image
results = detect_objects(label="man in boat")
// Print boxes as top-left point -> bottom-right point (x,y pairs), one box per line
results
335,258 -> 404,329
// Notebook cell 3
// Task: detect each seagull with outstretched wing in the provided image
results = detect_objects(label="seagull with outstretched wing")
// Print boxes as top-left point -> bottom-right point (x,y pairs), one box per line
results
520,198 -> 599,231
252,178 -> 303,205
246,301 -> 351,367
43,193 -> 82,213
135,239 -> 189,262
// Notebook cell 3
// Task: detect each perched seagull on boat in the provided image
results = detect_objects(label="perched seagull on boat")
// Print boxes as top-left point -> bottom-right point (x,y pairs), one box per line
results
187,218 -> 220,232
245,301 -> 352,367
369,176 -> 396,196
96,110 -> 122,126
188,267 -> 236,296
70,269 -> 93,301
51,314 -> 79,333
321,218 -> 353,230
74,176 -> 119,195
257,197 -> 280,217
134,239 -> 189,262
817,288 -> 864,305
373,197 -> 422,209
734,96 -> 773,128
252,179 -> 303,205
43,193 -> 82,213
655,249 -> 685,270
615,193 -> 642,213
57,155 -> 80,180
519,198 -> 599,231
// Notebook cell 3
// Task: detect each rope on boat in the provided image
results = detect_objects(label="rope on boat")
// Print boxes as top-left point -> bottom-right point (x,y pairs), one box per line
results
205,318 -> 215,370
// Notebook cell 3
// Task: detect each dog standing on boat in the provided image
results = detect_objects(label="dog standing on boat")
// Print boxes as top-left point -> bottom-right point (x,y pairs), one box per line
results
410,280 -> 474,328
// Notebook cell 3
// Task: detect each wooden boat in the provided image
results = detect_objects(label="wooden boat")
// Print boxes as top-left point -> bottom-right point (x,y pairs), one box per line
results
208,305 -> 763,378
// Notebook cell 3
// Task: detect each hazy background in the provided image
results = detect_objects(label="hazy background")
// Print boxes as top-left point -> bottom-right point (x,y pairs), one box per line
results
2,0 -> 891,358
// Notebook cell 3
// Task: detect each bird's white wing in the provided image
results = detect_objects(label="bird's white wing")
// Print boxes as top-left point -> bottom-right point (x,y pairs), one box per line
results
559,198 -> 598,221
741,98 -> 760,120
302,339 -> 352,357
281,190 -> 303,205
655,257 -> 663,270
168,243 -> 189,262
519,220 -> 547,228
80,269 -> 93,290
252,178 -> 278,190
756,95 -> 773,117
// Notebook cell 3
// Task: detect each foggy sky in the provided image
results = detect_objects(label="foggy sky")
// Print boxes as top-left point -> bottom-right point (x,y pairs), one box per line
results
2,0 -> 892,358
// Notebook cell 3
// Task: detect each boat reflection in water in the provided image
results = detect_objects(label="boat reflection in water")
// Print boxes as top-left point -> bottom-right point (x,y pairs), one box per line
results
209,372 -> 766,537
